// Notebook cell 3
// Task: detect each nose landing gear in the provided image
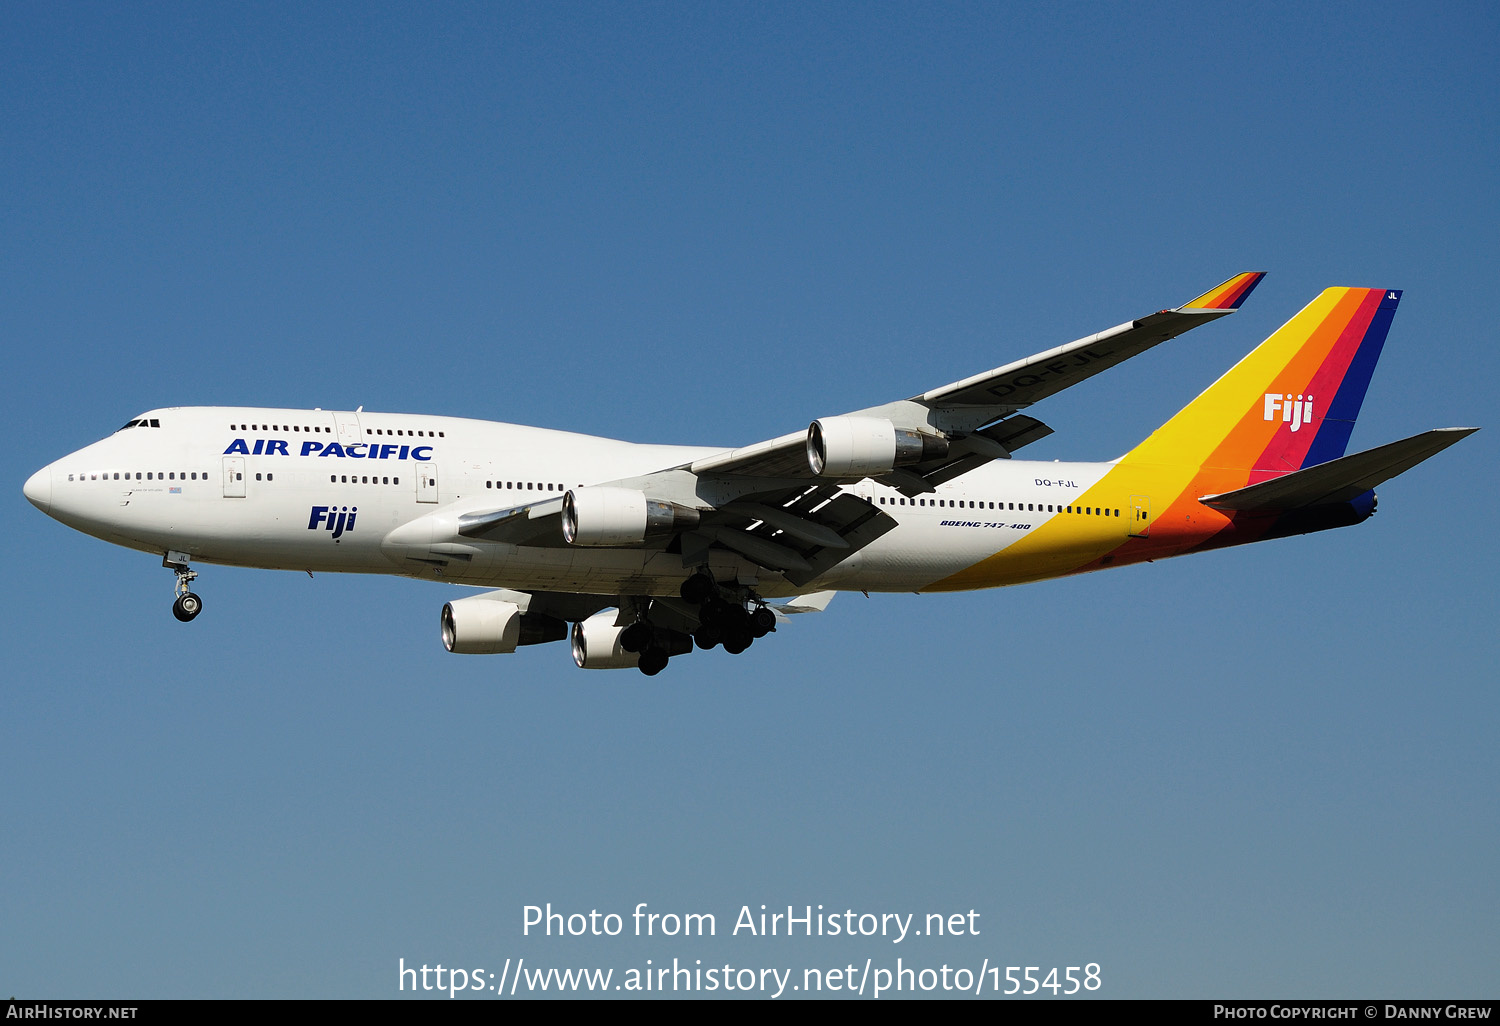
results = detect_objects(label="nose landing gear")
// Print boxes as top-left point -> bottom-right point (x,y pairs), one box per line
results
164,553 -> 202,622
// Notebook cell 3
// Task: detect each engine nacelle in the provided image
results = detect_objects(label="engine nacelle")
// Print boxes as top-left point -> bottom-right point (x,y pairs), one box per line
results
561,486 -> 701,547
806,416 -> 949,477
442,595 -> 567,654
570,613 -> 694,669
570,612 -> 639,669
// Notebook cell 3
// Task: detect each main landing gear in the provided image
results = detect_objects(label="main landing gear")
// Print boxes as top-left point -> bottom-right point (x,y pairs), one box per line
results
165,553 -> 203,622
616,619 -> 682,676
608,572 -> 778,676
679,571 -> 774,657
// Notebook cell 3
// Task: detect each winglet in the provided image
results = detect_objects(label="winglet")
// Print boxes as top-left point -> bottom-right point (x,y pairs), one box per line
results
1182,271 -> 1267,311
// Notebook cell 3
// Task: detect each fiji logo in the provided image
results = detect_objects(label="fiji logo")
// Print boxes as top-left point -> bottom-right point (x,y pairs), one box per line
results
1263,393 -> 1314,433
308,505 -> 357,539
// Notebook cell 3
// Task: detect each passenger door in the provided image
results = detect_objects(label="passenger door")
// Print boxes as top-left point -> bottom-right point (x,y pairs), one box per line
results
223,457 -> 246,498
417,463 -> 438,503
1128,494 -> 1151,537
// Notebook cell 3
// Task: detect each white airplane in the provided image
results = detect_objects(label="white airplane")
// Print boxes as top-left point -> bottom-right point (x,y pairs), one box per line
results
23,274 -> 1475,674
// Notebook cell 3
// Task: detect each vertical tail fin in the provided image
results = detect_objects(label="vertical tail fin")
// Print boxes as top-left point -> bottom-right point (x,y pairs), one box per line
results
1123,287 -> 1401,477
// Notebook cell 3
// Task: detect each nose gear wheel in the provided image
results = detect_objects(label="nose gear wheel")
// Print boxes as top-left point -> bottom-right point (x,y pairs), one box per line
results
169,562 -> 202,622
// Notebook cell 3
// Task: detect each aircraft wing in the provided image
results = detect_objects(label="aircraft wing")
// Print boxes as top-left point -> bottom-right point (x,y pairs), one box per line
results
920,271 -> 1266,407
457,495 -> 565,544
686,271 -> 1264,487
430,274 -> 1266,582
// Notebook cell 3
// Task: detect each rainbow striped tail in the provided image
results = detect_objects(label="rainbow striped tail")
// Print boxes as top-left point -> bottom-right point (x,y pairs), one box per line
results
1123,287 -> 1402,478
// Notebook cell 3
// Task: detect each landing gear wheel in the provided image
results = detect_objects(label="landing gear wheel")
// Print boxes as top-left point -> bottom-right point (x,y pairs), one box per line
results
699,599 -> 732,628
638,648 -> 669,676
680,572 -> 714,605
173,592 -> 203,622
693,628 -> 719,650
750,607 -> 776,637
722,625 -> 753,655
620,622 -> 653,654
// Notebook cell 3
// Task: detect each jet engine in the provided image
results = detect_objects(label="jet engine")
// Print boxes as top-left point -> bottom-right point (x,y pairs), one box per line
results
570,612 -> 693,669
570,612 -> 640,669
441,594 -> 567,654
806,416 -> 948,477
561,486 -> 701,547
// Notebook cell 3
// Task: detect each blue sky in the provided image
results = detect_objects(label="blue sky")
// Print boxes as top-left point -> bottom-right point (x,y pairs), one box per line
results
3,2 -> 1496,999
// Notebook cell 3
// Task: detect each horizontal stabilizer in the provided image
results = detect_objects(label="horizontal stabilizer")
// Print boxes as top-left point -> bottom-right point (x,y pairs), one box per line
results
1199,427 -> 1478,512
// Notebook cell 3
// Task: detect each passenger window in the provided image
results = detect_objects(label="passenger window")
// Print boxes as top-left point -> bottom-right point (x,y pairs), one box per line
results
393,477 -> 400,485
330,475 -> 337,483
267,473 -> 274,481
382,477 -> 389,485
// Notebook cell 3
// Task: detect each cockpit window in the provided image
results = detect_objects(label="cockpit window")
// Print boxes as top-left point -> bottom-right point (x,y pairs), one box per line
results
117,417 -> 161,431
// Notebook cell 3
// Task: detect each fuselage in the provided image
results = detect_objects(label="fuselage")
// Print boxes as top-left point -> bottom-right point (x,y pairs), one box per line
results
23,405 -> 1349,600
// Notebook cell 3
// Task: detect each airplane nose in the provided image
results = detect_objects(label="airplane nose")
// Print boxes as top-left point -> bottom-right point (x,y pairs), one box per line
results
23,465 -> 52,513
